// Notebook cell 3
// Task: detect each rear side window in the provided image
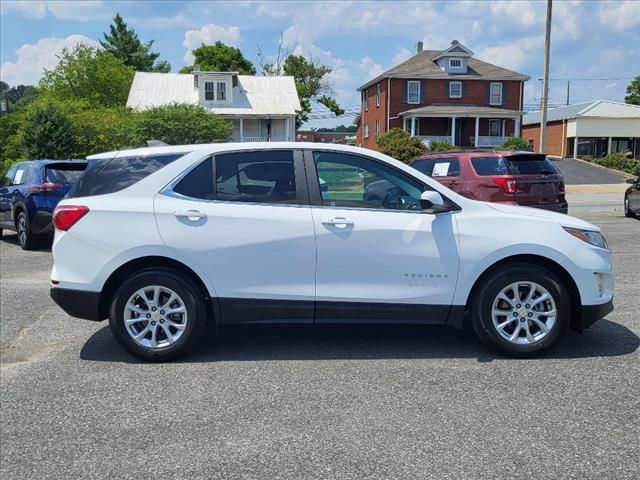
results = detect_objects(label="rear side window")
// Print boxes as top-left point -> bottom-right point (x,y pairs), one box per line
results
503,154 -> 560,175
45,165 -> 86,184
214,150 -> 297,204
69,153 -> 186,198
412,157 -> 461,177
471,156 -> 509,176
173,157 -> 214,200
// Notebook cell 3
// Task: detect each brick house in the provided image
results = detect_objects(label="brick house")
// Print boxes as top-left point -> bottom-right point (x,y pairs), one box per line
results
356,40 -> 530,150
522,100 -> 640,159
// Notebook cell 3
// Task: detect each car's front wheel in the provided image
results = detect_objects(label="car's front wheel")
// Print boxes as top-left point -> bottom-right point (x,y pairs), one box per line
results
109,269 -> 208,361
472,264 -> 569,357
624,195 -> 635,218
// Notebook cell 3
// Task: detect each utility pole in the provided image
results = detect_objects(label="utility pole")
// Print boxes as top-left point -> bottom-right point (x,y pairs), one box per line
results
566,80 -> 570,105
539,0 -> 552,153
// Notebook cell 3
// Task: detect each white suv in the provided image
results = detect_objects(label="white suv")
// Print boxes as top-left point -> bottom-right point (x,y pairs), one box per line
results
50,143 -> 614,361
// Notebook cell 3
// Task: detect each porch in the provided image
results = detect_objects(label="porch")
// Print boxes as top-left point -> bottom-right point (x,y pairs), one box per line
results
399,105 -> 523,148
229,116 -> 296,142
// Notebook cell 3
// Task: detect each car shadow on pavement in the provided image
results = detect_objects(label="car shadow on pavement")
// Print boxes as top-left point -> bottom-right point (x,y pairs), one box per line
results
80,318 -> 639,364
0,232 -> 52,251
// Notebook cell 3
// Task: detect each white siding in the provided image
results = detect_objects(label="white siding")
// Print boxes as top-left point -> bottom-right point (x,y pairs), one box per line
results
574,118 -> 640,137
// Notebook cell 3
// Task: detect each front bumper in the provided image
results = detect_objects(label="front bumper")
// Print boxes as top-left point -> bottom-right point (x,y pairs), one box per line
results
50,287 -> 104,321
576,299 -> 614,332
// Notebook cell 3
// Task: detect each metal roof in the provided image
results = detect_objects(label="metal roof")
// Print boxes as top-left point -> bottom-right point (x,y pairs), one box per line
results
399,105 -> 522,118
126,72 -> 301,116
523,100 -> 640,125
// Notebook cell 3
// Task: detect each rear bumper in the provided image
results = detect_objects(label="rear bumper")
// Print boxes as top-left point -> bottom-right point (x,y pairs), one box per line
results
50,287 -> 104,321
576,299 -> 614,332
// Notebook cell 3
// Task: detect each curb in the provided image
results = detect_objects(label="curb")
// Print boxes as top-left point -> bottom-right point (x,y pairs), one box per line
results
565,184 -> 628,194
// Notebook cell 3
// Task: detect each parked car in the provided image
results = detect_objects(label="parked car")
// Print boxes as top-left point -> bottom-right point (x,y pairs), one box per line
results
0,160 -> 88,249
624,176 -> 640,218
409,150 -> 568,214
49,143 -> 613,362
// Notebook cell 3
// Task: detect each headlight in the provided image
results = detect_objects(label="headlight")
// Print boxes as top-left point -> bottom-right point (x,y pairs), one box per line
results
563,227 -> 609,249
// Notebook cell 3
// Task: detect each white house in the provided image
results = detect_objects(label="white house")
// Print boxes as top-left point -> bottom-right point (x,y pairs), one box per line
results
126,68 -> 301,142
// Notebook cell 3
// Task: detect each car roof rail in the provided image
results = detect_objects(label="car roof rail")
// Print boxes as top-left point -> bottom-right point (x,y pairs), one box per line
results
419,148 -> 497,156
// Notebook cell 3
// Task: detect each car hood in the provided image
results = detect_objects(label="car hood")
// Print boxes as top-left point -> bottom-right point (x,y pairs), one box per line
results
485,202 -> 600,231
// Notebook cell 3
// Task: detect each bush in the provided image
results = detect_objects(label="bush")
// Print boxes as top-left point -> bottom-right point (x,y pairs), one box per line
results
429,140 -> 458,152
132,103 -> 233,146
22,100 -> 76,159
582,150 -> 640,177
377,128 -> 427,163
500,135 -> 530,151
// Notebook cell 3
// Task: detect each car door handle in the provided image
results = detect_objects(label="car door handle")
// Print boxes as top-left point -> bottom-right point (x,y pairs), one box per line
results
321,217 -> 354,226
174,210 -> 207,220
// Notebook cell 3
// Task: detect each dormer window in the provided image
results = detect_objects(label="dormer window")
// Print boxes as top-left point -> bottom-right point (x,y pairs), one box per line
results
204,82 -> 215,101
449,58 -> 462,69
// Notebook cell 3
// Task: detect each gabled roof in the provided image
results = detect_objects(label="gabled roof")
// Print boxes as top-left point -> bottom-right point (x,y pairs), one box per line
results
432,40 -> 474,61
126,72 -> 301,116
358,46 -> 530,91
522,100 -> 640,125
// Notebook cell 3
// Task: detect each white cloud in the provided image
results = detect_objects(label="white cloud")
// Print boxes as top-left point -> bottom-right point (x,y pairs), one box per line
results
1,1 -> 109,21
598,0 -> 640,31
488,1 -> 541,28
392,47 -> 413,65
0,34 -> 99,86
477,35 -> 542,71
182,24 -> 241,64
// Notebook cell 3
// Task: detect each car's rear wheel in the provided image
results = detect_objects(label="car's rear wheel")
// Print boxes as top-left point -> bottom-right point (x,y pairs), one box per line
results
109,269 -> 208,361
16,211 -> 42,250
472,264 -> 569,357
624,195 -> 635,218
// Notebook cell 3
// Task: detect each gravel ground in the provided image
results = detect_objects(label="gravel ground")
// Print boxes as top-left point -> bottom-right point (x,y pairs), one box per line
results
1,198 -> 638,480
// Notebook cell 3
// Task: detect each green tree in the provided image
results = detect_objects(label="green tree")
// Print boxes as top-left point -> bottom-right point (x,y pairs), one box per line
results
40,44 -> 134,107
500,135 -> 530,150
281,55 -> 344,128
376,128 -> 427,163
624,76 -> 640,105
22,101 -> 76,159
132,103 -> 233,145
1,84 -> 38,113
100,13 -> 170,72
0,113 -> 27,175
180,41 -> 256,74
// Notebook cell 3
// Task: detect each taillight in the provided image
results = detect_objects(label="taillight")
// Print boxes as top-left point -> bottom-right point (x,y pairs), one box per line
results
28,182 -> 64,193
558,180 -> 565,193
493,177 -> 517,194
53,205 -> 89,231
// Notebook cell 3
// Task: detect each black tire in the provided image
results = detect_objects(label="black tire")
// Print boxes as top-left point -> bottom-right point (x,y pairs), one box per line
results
471,263 -> 570,358
16,211 -> 41,250
109,269 -> 208,362
624,195 -> 635,218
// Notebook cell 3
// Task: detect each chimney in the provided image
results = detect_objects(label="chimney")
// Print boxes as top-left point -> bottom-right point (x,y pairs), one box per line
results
193,63 -> 200,88
416,41 -> 423,53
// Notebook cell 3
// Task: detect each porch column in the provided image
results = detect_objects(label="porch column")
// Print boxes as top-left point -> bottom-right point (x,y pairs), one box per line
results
573,137 -> 579,158
501,119 -> 506,137
450,117 -> 456,145
410,116 -> 416,137
515,117 -> 521,137
239,118 -> 244,142
474,117 -> 480,147
285,117 -> 290,141
607,137 -> 612,155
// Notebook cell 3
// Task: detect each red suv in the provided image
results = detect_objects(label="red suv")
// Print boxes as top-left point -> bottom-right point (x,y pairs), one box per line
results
410,150 -> 567,213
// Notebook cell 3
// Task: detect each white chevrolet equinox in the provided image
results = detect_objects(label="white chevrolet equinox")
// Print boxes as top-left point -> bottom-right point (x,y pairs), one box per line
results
50,143 -> 614,361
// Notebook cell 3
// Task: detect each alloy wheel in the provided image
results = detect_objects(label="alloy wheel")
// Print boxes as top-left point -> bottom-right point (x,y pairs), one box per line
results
491,281 -> 557,345
17,215 -> 27,246
123,285 -> 188,349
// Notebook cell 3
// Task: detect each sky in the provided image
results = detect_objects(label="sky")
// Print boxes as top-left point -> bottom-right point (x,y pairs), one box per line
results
1,0 -> 639,128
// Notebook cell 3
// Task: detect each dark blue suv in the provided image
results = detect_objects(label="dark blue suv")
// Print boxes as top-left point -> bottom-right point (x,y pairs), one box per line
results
0,160 -> 87,250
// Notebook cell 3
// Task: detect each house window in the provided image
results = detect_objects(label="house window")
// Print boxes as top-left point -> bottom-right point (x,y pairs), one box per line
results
364,123 -> 370,138
490,82 -> 503,105
449,58 -> 462,69
407,80 -> 420,104
403,118 -> 420,135
204,82 -> 215,101
376,84 -> 381,107
217,82 -> 226,101
375,119 -> 381,138
449,81 -> 462,98
489,119 -> 502,137
364,89 -> 369,112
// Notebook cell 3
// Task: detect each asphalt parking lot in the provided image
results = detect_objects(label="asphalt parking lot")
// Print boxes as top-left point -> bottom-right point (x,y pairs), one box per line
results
1,194 -> 639,479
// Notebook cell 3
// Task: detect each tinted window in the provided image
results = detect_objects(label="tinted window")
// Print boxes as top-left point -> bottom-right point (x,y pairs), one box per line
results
173,157 -> 214,200
314,151 -> 424,211
412,158 -> 461,177
504,154 -> 560,175
215,150 -> 297,204
1,165 -> 18,187
69,153 -> 186,198
45,165 -> 86,184
471,156 -> 509,176
12,166 -> 29,185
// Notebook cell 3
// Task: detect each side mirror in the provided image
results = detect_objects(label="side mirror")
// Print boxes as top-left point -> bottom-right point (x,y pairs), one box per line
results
626,178 -> 636,184
420,190 -> 447,213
